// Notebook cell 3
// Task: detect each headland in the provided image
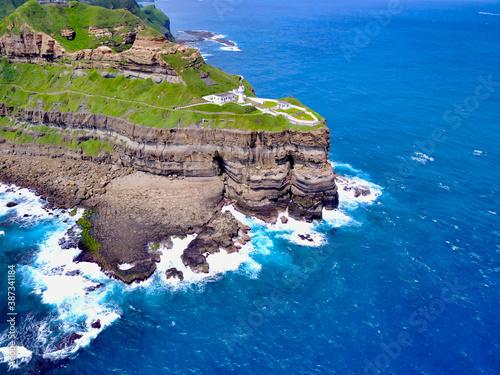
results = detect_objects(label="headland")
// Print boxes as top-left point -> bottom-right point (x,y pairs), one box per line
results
0,0 -> 339,282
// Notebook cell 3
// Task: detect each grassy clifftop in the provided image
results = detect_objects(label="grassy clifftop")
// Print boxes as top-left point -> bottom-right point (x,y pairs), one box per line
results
0,61 -> 321,131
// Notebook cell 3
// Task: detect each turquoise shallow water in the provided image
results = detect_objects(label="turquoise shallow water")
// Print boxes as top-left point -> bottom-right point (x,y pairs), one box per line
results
1,0 -> 499,373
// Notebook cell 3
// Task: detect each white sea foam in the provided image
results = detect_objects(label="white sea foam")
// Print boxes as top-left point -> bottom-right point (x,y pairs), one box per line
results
330,161 -> 364,176
439,183 -> 450,191
473,150 -> 483,156
322,208 -> 356,227
0,185 -> 120,364
224,205 -> 328,248
411,152 -> 434,164
0,345 -> 32,369
209,33 -> 226,40
220,46 -> 242,51
479,11 -> 500,16
331,163 -> 382,210
154,222 -> 261,290
0,231 -> 4,236
23,226 -> 121,360
0,184 -> 50,220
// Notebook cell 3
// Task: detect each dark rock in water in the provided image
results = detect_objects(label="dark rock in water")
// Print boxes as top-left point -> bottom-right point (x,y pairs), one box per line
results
59,237 -> 75,250
166,267 -> 184,281
280,215 -> 288,224
23,214 -> 30,217
360,186 -> 371,196
55,332 -> 83,350
177,270 -> 184,281
74,250 -> 95,263
353,186 -> 370,198
238,222 -> 251,234
6,202 -> 18,207
114,261 -> 157,284
164,237 -> 174,250
59,226 -> 80,250
181,212 -> 240,273
65,270 -> 81,277
91,320 -> 101,329
165,267 -> 177,278
85,283 -> 103,293
298,234 -> 314,242
50,266 -> 65,276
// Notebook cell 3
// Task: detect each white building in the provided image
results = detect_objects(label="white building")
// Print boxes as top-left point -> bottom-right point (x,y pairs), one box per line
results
277,101 -> 292,110
213,92 -> 236,103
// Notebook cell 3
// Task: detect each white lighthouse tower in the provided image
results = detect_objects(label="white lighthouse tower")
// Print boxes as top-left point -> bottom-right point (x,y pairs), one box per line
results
237,75 -> 245,103
237,85 -> 245,103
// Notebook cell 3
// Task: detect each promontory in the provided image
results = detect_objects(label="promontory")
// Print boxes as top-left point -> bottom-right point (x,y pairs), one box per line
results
0,0 -> 339,282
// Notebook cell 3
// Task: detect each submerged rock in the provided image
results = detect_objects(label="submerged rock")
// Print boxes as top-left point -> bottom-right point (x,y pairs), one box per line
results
298,234 -> 314,242
55,332 -> 83,350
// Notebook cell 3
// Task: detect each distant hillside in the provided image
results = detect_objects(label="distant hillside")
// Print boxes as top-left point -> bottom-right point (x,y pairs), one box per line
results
0,0 -> 28,20
0,0 -> 174,41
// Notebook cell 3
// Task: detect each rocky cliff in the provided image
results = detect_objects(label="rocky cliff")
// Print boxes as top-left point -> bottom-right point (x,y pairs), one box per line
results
0,30 -> 200,83
0,0 -> 338,283
0,104 -> 338,221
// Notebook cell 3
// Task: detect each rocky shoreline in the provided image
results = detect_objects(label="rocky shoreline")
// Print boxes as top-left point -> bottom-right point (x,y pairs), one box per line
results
0,152 -> 254,283
0,13 -> 339,283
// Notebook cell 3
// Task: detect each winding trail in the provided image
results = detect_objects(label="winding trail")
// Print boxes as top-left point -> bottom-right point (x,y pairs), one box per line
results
1,83 -> 320,125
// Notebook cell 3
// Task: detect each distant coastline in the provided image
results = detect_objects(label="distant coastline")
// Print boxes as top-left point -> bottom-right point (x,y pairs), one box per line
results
176,30 -> 241,51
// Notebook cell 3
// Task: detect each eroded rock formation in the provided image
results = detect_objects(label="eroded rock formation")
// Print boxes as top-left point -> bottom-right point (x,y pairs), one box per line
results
0,104 -> 338,221
0,28 -> 202,84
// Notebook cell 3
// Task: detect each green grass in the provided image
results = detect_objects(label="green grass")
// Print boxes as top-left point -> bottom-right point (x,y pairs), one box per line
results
36,133 -> 66,146
77,213 -> 101,254
141,4 -> 172,39
261,101 -> 278,109
0,128 -> 34,143
0,116 -> 120,154
276,108 -> 300,115
294,113 -> 316,121
189,103 -> 258,114
279,97 -> 323,121
0,0 -> 26,20
30,125 -> 57,133
78,138 -> 106,156
0,62 -> 324,131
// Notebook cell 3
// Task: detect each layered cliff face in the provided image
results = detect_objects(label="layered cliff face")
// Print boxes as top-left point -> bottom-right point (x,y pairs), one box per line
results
0,104 -> 338,221
0,0 -> 339,283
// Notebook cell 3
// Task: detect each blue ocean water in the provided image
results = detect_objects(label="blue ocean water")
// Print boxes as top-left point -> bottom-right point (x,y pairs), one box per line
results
1,0 -> 499,373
